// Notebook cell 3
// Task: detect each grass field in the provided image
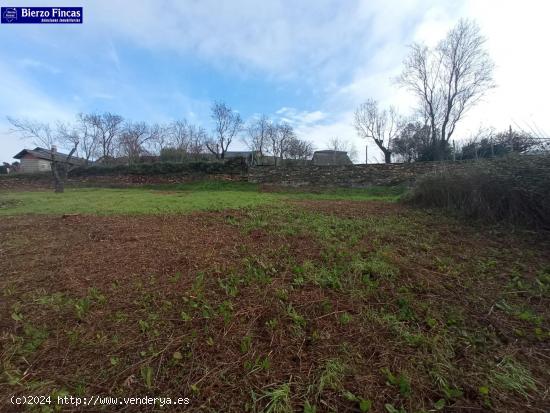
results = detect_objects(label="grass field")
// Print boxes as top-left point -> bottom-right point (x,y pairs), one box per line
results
0,182 -> 402,215
0,183 -> 548,412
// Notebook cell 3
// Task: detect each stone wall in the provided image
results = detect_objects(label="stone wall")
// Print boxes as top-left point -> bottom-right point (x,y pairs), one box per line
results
248,161 -> 473,187
3,156 -> 546,190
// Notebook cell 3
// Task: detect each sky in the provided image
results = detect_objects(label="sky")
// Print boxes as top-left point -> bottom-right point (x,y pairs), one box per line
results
0,0 -> 549,163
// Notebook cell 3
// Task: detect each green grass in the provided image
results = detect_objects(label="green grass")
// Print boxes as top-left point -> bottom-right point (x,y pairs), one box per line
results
0,182 -> 404,215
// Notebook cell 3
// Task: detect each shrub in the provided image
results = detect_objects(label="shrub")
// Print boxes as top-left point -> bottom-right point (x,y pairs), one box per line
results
406,155 -> 550,230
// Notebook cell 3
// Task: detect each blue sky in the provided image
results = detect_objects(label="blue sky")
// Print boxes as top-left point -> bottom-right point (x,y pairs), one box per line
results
1,0 -> 549,163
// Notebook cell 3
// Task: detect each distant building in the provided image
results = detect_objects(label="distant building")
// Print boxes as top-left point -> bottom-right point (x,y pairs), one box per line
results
312,150 -> 352,166
13,147 -> 87,173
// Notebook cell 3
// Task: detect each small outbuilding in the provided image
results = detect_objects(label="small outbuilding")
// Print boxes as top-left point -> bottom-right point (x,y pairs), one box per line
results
312,150 -> 352,166
13,147 -> 87,173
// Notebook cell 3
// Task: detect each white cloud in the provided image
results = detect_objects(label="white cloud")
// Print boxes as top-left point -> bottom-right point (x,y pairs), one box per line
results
275,107 -> 326,126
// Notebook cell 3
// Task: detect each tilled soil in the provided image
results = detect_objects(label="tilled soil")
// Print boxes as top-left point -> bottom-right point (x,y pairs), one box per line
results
1,202 -> 549,412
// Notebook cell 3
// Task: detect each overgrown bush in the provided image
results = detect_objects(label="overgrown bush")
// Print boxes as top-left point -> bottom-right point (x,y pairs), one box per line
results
406,155 -> 550,230
70,159 -> 247,176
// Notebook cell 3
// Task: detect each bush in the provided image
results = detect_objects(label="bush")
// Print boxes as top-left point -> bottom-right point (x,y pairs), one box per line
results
406,155 -> 550,230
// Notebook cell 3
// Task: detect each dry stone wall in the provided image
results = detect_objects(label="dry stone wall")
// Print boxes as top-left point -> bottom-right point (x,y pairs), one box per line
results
248,161 -> 477,187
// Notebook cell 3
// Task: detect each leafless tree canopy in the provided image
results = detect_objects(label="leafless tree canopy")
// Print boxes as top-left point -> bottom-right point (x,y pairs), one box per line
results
206,102 -> 243,159
244,115 -> 271,156
58,113 -> 98,163
118,121 -> 153,163
164,120 -> 206,161
243,115 -> 314,163
7,116 -> 58,149
7,116 -> 79,192
286,136 -> 314,160
86,112 -> 124,160
398,19 -> 495,160
354,99 -> 402,163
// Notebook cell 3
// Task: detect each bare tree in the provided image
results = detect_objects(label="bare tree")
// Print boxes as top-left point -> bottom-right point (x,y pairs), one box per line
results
244,115 -> 271,156
166,120 -> 207,161
187,124 -> 207,158
286,136 -> 314,160
58,113 -> 98,164
118,122 -> 150,163
328,137 -> 358,162
7,116 -> 58,149
206,102 -> 243,159
148,123 -> 170,155
87,112 -> 124,161
267,122 -> 295,165
398,19 -> 495,160
7,116 -> 78,192
354,99 -> 401,163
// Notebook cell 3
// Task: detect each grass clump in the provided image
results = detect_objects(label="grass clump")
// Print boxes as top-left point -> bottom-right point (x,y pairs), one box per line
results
256,383 -> 293,413
490,357 -> 537,398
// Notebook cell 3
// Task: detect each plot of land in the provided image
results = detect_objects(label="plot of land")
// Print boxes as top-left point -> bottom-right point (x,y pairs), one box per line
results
1,183 -> 548,412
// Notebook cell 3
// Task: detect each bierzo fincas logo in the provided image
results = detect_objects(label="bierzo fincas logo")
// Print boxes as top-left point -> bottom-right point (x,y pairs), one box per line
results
2,7 -> 17,22
1,6 -> 82,24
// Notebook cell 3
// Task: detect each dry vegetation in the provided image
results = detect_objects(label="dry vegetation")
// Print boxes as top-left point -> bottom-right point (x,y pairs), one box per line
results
1,190 -> 549,412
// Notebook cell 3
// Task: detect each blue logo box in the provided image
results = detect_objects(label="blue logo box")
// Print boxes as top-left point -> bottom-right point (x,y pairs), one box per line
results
1,7 -> 83,24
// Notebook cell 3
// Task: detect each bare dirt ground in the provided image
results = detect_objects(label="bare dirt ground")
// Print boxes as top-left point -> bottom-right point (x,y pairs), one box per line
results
1,201 -> 549,412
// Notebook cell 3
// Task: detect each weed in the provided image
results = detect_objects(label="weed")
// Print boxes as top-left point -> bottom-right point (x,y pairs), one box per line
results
303,400 -> 317,413
74,297 -> 91,320
339,312 -> 353,325
219,275 -> 240,297
358,253 -> 399,281
490,357 -> 537,397
266,318 -> 278,330
275,288 -> 289,301
318,359 -> 347,394
381,367 -> 411,397
258,383 -> 292,413
342,390 -> 372,412
397,298 -> 416,321
240,335 -> 252,354
286,304 -> 306,329
244,355 -> 270,374
141,365 -> 153,389
218,300 -> 234,323
22,325 -> 49,353
384,403 -> 406,413
180,311 -> 192,322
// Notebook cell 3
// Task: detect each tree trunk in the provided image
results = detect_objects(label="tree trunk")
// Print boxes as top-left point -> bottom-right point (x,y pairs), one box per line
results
384,151 -> 392,164
52,166 -> 65,193
432,141 -> 443,161
54,179 -> 65,193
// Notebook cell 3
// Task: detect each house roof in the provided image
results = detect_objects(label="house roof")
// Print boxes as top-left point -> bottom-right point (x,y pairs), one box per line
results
13,147 -> 87,165
312,150 -> 352,165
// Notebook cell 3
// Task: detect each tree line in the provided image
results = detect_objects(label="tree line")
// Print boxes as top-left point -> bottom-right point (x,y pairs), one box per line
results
7,102 -> 315,165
